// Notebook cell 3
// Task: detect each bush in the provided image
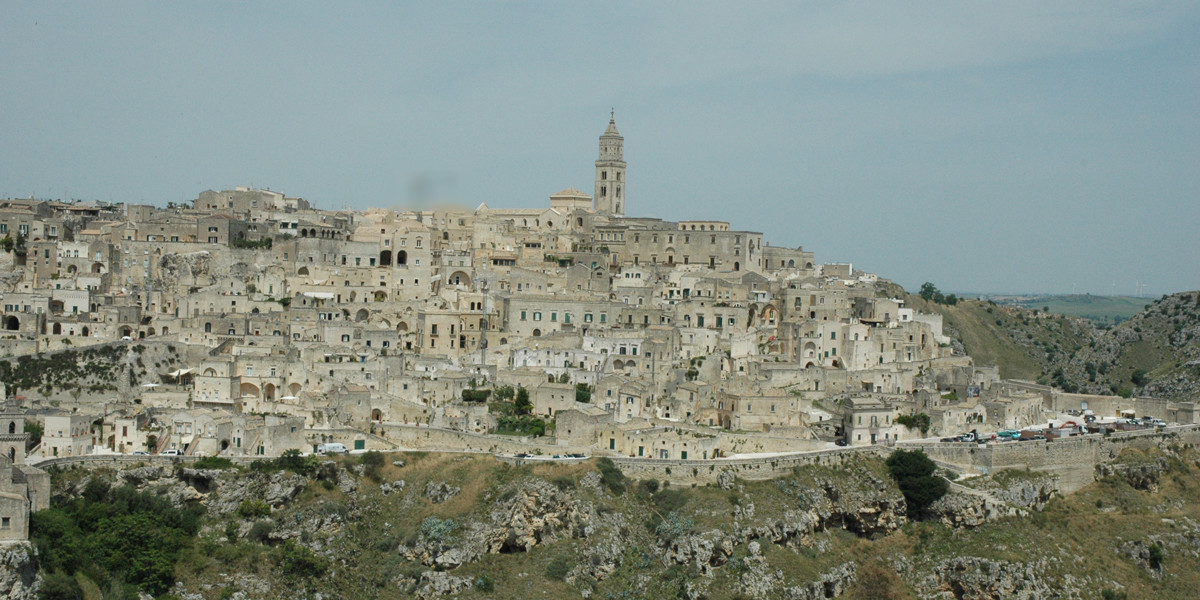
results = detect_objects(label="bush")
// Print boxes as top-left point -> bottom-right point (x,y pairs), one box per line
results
885,449 -> 949,518
276,540 -> 327,579
545,554 -> 571,581
237,499 -> 271,519
38,571 -> 83,600
30,484 -> 205,596
246,520 -> 274,544
474,575 -> 494,592
193,456 -> 235,470
596,458 -> 626,495
461,389 -> 491,403
360,451 -> 385,482
895,413 -> 931,435
1148,543 -> 1164,570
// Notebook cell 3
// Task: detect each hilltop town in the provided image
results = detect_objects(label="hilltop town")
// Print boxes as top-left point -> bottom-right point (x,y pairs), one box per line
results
0,119 -> 1196,546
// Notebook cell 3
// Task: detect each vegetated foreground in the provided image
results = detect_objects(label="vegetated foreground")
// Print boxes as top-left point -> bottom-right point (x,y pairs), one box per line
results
26,444 -> 1200,600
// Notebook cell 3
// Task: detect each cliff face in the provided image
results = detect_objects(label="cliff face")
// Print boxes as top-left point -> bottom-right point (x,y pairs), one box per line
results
0,544 -> 38,600
28,445 -> 1200,600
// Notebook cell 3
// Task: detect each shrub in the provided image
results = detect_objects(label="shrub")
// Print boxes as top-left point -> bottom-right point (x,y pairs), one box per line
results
360,451 -> 385,482
654,511 -> 694,542
895,413 -> 931,435
194,456 -> 235,470
545,554 -> 571,581
237,499 -> 271,519
551,475 -> 576,491
419,517 -> 456,547
276,540 -> 327,579
475,575 -> 494,592
596,458 -> 626,495
1148,543 -> 1164,570
38,571 -> 83,600
885,449 -> 948,518
461,389 -> 491,403
247,520 -> 274,544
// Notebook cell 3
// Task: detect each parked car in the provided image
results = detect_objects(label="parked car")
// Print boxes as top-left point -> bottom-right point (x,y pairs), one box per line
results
132,450 -> 149,456
161,449 -> 181,456
996,430 -> 1021,440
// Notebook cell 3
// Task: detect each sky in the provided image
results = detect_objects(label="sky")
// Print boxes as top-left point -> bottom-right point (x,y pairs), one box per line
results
2,2 -> 1198,297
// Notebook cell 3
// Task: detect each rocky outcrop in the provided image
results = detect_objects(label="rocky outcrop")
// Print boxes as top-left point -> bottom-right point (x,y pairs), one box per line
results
923,490 -> 1026,528
1096,458 -> 1169,492
481,479 -> 594,553
0,543 -> 39,600
734,548 -> 856,600
424,481 -> 460,504
921,556 -> 1059,599
404,478 -> 599,569
661,530 -> 734,574
748,467 -> 906,547
415,572 -> 473,599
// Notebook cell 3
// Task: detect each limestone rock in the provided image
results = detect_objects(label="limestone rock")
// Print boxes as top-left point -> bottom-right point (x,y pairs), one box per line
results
0,543 -> 39,600
718,470 -> 735,490
425,481 -> 460,504
415,571 -> 473,599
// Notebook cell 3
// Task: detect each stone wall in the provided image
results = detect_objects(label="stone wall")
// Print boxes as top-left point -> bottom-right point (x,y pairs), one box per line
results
610,446 -> 886,486
900,425 -> 1200,493
378,423 -> 591,456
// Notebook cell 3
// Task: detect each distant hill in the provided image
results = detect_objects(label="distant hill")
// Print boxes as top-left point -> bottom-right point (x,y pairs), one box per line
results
985,294 -> 1149,325
909,290 -> 1200,400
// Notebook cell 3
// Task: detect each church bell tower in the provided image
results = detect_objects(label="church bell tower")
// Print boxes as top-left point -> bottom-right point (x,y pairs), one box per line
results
594,112 -> 626,215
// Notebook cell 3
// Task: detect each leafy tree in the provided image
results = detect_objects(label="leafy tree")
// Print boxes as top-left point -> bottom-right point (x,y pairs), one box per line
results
1131,369 -> 1150,387
514,387 -> 532,415
895,413 -> 931,436
919,282 -> 939,301
575,383 -> 591,403
885,449 -> 948,518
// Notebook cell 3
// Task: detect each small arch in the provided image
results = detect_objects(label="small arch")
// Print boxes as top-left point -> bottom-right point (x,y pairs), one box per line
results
788,259 -> 795,268
380,250 -> 392,266
532,329 -> 541,337
355,308 -> 369,322
52,323 -> 62,335
733,261 -> 740,272
371,408 -> 383,422
7,421 -> 14,434
297,266 -> 309,276
397,250 -> 408,265
4,316 -> 19,331
398,321 -> 409,333
81,326 -> 90,337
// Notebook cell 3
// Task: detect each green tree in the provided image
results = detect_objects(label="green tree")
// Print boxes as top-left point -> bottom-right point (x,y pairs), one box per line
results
919,282 -> 939,301
514,387 -> 532,415
575,383 -> 591,403
885,449 -> 948,518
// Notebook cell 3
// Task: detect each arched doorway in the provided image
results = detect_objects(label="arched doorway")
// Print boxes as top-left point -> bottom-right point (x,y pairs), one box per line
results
380,250 -> 392,266
397,250 -> 408,265
371,408 -> 383,422
3,316 -> 18,330
52,323 -> 62,335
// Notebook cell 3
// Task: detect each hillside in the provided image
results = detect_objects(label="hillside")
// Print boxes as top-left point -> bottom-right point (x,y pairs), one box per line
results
909,290 -> 1200,400
20,446 -> 1200,600
988,294 -> 1149,325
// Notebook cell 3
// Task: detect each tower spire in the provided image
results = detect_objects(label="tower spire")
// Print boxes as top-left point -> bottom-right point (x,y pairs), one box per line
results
594,114 -> 626,215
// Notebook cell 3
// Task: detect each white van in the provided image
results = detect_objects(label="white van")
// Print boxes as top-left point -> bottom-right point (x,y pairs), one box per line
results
316,442 -> 348,455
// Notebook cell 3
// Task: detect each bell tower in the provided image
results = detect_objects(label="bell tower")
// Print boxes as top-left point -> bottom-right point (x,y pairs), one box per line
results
594,112 -> 626,215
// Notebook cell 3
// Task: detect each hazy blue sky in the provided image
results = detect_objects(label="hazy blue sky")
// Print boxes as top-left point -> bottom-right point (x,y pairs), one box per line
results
3,2 -> 1198,296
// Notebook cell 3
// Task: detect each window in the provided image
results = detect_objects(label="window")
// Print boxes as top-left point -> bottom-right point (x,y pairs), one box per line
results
533,312 -> 542,321
584,313 -> 593,323
520,310 -> 527,321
